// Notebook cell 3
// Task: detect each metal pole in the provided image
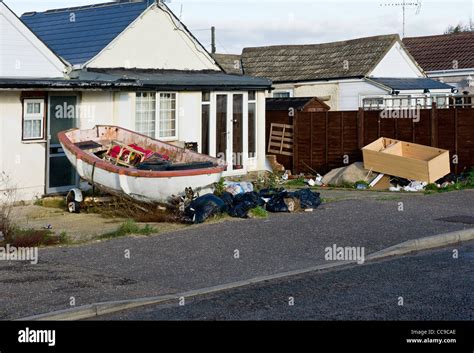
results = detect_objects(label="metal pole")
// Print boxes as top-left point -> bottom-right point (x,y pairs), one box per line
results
211,26 -> 216,54
402,0 -> 406,38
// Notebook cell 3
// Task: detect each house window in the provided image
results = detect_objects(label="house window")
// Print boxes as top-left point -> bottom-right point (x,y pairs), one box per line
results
135,92 -> 178,139
362,97 -> 385,110
273,90 -> 292,98
159,93 -> 177,139
248,91 -> 257,157
23,99 -> 45,140
135,92 -> 156,138
201,92 -> 211,155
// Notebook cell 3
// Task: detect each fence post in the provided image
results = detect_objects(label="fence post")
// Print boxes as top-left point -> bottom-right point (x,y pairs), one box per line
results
454,106 -> 458,175
292,112 -> 298,174
430,102 -> 438,147
310,113 -> 314,172
325,111 -> 329,171
357,108 -> 365,149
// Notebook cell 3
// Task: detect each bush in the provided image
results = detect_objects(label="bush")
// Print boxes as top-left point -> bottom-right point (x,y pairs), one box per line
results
3,228 -> 68,247
254,172 -> 281,191
0,172 -> 16,239
213,177 -> 226,196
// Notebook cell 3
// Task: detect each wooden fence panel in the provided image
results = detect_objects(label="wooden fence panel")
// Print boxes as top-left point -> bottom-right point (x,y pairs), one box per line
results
342,111 -> 361,166
414,109 -> 432,146
456,108 -> 474,173
437,109 -> 457,173
294,112 -> 312,173
293,107 -> 474,176
310,113 -> 327,172
327,112 -> 343,171
363,111 -> 380,145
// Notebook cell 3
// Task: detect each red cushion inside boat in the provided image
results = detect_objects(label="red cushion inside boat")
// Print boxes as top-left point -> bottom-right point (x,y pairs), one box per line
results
107,144 -> 169,161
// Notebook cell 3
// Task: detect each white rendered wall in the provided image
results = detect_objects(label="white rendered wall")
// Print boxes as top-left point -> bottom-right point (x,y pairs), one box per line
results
369,42 -> 424,78
0,92 -> 46,201
0,3 -> 65,78
87,5 -> 219,71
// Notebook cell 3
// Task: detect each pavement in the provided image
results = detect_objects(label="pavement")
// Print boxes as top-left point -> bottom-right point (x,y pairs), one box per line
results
95,241 -> 474,320
0,189 -> 473,320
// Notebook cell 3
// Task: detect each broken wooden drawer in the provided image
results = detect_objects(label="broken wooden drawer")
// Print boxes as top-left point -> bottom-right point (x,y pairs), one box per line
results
362,137 -> 450,183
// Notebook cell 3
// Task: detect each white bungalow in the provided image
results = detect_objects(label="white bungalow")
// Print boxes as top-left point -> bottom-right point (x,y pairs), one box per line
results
0,0 -> 271,200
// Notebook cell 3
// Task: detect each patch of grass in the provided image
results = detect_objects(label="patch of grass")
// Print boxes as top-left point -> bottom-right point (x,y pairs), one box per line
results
328,181 -> 354,189
284,177 -> 306,187
424,170 -> 474,194
35,197 -> 66,209
425,183 -> 439,191
248,206 -> 268,218
99,220 -> 156,240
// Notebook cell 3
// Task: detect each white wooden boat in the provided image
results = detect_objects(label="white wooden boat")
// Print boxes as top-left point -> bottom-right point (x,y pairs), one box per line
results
58,125 -> 225,204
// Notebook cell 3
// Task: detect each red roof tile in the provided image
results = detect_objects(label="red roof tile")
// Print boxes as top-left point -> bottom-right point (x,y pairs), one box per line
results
403,32 -> 474,71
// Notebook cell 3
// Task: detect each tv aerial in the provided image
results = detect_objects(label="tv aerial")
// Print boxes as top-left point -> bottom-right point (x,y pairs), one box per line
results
380,0 -> 422,38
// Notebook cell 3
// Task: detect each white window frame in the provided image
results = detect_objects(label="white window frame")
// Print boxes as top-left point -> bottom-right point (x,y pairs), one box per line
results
201,92 -> 211,154
273,89 -> 293,98
134,92 -> 178,141
135,92 -> 157,138
22,99 -> 45,141
157,92 -> 178,141
247,91 -> 257,160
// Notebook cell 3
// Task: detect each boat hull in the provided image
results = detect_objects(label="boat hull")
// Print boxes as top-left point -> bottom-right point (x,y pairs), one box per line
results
59,126 -> 225,203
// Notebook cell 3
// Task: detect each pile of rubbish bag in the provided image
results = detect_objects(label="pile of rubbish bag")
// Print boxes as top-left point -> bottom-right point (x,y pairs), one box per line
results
184,187 -> 322,224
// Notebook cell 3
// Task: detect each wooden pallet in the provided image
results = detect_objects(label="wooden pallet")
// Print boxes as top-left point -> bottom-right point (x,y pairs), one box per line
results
268,123 -> 294,156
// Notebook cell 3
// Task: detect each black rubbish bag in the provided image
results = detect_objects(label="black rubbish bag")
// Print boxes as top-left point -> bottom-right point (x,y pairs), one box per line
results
219,192 -> 234,210
259,188 -> 286,199
234,192 -> 265,207
228,201 -> 255,218
266,193 -> 290,213
185,194 -> 227,224
229,192 -> 265,218
291,189 -> 322,209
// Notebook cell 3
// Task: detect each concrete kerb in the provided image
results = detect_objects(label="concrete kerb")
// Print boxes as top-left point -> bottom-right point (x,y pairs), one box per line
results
18,228 -> 474,321
366,228 -> 474,261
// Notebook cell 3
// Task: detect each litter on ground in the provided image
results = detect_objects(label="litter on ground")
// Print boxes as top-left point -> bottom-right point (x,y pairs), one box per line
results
183,188 -> 322,224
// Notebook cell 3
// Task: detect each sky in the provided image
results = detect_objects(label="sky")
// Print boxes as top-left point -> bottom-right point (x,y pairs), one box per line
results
6,0 -> 473,54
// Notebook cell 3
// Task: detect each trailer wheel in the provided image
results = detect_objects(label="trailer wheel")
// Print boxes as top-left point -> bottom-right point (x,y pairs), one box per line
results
66,188 -> 83,214
67,201 -> 81,214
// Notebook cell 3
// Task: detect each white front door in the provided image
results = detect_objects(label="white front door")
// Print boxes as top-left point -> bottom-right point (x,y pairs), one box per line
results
213,92 -> 248,174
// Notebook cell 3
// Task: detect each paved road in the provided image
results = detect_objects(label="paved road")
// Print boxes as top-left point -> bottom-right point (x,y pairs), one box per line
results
0,190 -> 473,319
97,241 -> 474,320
